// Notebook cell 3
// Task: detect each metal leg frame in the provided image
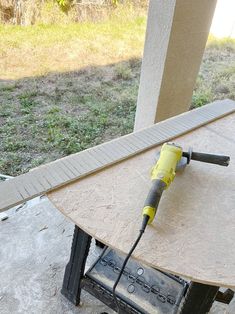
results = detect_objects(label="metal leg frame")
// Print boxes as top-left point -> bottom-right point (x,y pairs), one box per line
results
61,225 -> 91,305
179,282 -> 219,314
62,226 -> 233,313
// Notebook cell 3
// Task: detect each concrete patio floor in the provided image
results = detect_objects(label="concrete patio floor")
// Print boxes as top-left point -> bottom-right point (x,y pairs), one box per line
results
0,197 -> 234,313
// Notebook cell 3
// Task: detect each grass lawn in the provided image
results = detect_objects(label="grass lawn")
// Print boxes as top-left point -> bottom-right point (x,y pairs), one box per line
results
0,11 -> 235,176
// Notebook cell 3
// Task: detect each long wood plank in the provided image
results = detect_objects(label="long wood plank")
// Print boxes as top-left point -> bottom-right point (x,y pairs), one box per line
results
0,99 -> 235,212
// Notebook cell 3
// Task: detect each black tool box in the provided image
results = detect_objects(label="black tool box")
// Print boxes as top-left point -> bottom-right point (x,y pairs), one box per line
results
83,247 -> 188,314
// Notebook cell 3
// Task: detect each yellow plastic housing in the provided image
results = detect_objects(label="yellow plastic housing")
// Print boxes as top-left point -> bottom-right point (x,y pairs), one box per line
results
142,206 -> 157,224
151,143 -> 183,187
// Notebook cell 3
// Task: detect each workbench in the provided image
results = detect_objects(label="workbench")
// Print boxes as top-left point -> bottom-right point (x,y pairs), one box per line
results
47,103 -> 235,313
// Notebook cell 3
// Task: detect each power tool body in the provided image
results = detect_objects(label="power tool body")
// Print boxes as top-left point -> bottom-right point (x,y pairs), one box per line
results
142,142 -> 230,227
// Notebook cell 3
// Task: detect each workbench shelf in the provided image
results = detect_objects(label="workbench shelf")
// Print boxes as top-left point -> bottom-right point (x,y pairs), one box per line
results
61,225 -> 233,314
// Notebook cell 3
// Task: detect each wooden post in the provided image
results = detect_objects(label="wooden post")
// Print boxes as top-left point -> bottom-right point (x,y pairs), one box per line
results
134,0 -> 217,131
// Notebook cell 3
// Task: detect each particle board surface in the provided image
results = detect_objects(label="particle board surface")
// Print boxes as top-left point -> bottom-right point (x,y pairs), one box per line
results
48,112 -> 235,288
0,99 -> 235,213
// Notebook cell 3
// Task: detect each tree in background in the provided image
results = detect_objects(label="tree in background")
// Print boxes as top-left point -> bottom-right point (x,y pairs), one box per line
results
0,0 -> 147,25
56,0 -> 73,13
0,0 -> 41,25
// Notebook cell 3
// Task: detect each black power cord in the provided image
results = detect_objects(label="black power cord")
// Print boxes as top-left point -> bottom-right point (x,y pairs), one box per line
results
112,215 -> 149,313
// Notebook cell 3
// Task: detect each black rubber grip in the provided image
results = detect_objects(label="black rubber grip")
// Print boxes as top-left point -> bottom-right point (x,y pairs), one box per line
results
190,152 -> 230,166
144,179 -> 166,209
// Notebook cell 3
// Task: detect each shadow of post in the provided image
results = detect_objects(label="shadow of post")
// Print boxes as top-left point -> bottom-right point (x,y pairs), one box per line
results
0,58 -> 141,176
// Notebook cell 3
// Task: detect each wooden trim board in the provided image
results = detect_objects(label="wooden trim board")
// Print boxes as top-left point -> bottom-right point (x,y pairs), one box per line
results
0,99 -> 235,213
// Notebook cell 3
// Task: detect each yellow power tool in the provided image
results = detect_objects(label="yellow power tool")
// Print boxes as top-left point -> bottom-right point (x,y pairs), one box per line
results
142,143 -> 182,224
141,142 -> 230,229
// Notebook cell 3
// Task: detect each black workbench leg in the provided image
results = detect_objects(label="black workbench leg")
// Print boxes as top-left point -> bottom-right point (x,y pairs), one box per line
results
61,225 -> 92,305
180,282 -> 219,314
95,239 -> 105,248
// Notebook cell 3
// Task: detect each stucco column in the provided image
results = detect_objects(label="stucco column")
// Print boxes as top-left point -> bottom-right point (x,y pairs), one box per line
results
134,0 -> 217,130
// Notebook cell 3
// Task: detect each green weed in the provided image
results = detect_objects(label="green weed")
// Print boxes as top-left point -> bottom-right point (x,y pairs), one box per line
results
30,156 -> 47,168
3,138 -> 27,152
115,63 -> 132,80
0,105 -> 12,117
19,92 -> 37,114
0,153 -> 24,176
0,85 -> 16,92
191,89 -> 213,108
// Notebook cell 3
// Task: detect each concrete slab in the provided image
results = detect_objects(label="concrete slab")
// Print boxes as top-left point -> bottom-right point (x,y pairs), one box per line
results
0,197 -> 234,313
0,197 -> 114,314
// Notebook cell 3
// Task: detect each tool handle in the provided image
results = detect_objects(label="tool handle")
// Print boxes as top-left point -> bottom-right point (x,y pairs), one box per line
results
142,179 -> 166,224
190,152 -> 230,166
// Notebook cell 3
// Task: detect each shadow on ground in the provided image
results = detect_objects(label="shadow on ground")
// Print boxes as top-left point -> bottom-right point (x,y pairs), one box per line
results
0,58 -> 141,176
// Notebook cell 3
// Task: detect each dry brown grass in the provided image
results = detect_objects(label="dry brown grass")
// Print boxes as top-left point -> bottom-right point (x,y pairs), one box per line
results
0,6 -> 146,80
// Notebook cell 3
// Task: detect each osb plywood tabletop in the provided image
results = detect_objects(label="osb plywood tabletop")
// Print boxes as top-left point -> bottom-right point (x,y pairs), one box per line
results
48,113 -> 235,288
